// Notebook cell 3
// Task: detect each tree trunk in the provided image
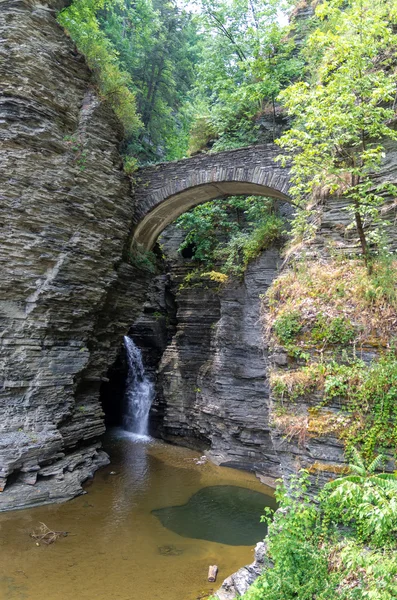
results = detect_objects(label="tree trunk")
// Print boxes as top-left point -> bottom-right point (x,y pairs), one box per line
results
354,208 -> 371,272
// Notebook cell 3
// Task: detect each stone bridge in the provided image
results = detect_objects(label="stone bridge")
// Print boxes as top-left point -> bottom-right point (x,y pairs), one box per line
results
132,144 -> 291,250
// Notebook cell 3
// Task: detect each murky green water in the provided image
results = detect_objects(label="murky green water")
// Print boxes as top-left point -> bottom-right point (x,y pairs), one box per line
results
0,430 -> 275,600
153,485 -> 276,546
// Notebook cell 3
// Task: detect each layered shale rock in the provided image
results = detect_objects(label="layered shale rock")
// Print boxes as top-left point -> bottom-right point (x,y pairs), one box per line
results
0,0 -> 137,509
148,227 -> 281,482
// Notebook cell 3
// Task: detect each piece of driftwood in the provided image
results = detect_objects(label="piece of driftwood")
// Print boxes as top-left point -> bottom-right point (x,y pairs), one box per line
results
31,522 -> 69,545
208,565 -> 218,582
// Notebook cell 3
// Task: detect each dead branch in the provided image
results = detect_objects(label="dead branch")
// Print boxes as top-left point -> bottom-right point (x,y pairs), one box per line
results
31,522 -> 69,545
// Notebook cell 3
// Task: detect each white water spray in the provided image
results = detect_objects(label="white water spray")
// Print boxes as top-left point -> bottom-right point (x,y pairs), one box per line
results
123,336 -> 154,438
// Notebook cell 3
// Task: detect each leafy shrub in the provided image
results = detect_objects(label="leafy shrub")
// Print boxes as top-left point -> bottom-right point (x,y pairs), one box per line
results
58,0 -> 141,136
273,311 -> 302,344
201,271 -> 229,284
311,314 -> 356,345
244,472 -> 336,600
321,449 -> 397,547
123,156 -> 138,176
242,463 -> 397,600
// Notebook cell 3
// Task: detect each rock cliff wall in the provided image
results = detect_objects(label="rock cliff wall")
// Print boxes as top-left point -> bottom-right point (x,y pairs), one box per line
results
0,0 -> 143,510
139,227 -> 281,483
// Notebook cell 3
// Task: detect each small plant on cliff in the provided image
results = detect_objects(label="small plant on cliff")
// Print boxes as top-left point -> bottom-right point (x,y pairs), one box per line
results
270,352 -> 397,461
277,0 -> 397,266
127,247 -> 157,273
311,314 -> 356,346
273,310 -> 302,344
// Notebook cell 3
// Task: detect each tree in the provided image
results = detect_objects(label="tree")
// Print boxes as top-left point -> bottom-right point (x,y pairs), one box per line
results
189,0 -> 302,152
99,0 -> 199,161
58,0 -> 142,136
277,0 -> 397,266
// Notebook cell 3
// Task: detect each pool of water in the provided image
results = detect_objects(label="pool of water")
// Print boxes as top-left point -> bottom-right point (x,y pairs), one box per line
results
153,485 -> 276,546
0,430 -> 275,600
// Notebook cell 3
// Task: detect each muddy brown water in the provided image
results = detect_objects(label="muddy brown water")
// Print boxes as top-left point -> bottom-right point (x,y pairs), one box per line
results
0,431 -> 275,600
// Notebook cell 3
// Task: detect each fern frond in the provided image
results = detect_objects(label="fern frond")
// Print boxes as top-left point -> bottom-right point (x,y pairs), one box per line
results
367,454 -> 386,474
325,475 -> 364,490
351,447 -> 365,471
371,475 -> 397,493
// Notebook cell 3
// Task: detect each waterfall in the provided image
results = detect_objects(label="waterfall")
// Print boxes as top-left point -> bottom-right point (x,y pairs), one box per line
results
123,336 -> 154,438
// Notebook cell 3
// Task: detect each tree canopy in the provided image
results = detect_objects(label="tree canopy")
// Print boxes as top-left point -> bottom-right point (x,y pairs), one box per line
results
277,0 -> 397,264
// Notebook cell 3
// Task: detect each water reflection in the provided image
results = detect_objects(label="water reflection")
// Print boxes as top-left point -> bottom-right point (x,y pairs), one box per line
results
152,485 -> 277,545
105,428 -> 151,526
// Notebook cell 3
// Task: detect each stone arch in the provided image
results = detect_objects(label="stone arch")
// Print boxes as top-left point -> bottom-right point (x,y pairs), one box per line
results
132,144 -> 291,250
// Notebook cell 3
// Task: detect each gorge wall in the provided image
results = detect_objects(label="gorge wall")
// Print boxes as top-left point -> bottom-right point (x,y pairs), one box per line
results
0,0 -> 151,510
150,228 -> 281,483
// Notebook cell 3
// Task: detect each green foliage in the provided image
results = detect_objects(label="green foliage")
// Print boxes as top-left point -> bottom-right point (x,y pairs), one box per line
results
277,0 -> 397,263
272,352 -> 397,461
127,247 -> 158,273
321,450 -> 397,547
273,311 -> 302,344
58,0 -> 142,137
216,216 -> 284,276
201,271 -> 229,284
367,252 -> 397,307
242,466 -> 397,600
188,112 -> 217,155
272,310 -> 356,351
58,0 -> 198,163
188,0 -> 303,152
244,472 -> 336,600
122,155 -> 138,176
176,196 -> 284,277
99,0 -> 199,162
311,314 -> 356,345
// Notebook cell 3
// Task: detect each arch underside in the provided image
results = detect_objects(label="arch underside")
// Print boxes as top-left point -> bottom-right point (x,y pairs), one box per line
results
133,181 -> 291,251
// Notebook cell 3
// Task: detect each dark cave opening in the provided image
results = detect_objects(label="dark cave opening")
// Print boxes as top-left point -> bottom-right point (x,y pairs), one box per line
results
100,352 -> 127,428
180,242 -> 196,259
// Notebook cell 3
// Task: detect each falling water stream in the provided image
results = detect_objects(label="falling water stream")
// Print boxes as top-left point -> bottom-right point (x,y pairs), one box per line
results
123,336 -> 154,438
